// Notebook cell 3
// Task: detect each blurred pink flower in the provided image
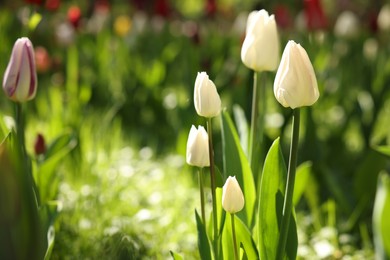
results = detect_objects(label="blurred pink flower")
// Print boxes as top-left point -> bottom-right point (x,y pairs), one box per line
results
35,46 -> 51,73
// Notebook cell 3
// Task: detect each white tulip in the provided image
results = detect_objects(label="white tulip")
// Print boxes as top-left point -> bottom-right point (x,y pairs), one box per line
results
274,41 -> 319,109
3,37 -> 37,102
222,176 -> 245,214
241,9 -> 280,72
186,125 -> 210,168
194,72 -> 221,118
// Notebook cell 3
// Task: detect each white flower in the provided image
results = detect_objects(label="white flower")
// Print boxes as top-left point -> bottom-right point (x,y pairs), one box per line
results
378,4 -> 390,32
186,125 -> 210,168
3,37 -> 37,102
222,176 -> 245,214
334,11 -> 360,39
241,9 -> 280,72
274,41 -> 319,109
194,72 -> 221,118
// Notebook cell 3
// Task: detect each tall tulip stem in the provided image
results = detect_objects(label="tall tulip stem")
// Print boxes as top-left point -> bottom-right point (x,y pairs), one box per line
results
231,213 -> 239,260
15,102 -> 40,207
207,117 -> 218,258
249,71 -> 265,183
198,167 -> 206,223
15,103 -> 26,157
277,108 -> 300,260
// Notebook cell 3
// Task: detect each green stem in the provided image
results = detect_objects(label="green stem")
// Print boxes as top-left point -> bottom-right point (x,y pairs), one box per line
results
207,117 -> 218,259
249,71 -> 258,172
276,108 -> 300,260
249,71 -> 265,185
15,103 -> 26,157
15,103 -> 40,207
231,213 -> 239,260
198,167 -> 206,223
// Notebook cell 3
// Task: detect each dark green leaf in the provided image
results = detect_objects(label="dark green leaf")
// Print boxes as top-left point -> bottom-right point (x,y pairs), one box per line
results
195,210 -> 212,260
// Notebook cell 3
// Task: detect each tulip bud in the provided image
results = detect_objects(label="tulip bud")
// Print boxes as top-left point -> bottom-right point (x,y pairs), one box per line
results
186,125 -> 210,168
222,176 -> 245,214
194,72 -> 221,118
273,40 -> 319,109
241,9 -> 280,72
3,37 -> 38,102
34,133 -> 46,156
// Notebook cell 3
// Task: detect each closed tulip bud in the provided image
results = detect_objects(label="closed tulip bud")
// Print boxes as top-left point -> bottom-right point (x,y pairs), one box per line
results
3,37 -> 37,102
241,9 -> 280,72
186,125 -> 210,167
194,72 -> 221,118
222,176 -> 244,214
274,40 -> 319,109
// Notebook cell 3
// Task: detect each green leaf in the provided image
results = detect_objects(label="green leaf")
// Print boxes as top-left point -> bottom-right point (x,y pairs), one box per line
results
373,172 -> 390,259
44,225 -> 55,260
221,111 -> 256,227
373,145 -> 390,157
293,162 -> 312,206
221,214 -> 259,260
28,12 -> 42,31
38,132 -> 77,203
170,251 -> 184,260
258,138 -> 297,260
195,210 -> 212,260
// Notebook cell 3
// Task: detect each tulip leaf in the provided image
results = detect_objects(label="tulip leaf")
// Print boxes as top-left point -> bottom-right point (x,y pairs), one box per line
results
258,138 -> 297,260
195,210 -> 212,260
373,145 -> 390,158
221,111 -> 256,227
222,214 -> 258,260
38,132 -> 77,203
169,251 -> 183,260
293,161 -> 312,206
373,172 -> 390,259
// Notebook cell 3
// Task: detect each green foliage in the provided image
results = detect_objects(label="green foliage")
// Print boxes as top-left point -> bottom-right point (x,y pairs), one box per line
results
258,138 -> 297,260
373,172 -> 390,259
220,111 -> 256,227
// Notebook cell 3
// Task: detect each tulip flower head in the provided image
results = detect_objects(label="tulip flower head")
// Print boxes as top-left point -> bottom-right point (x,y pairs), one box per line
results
274,41 -> 319,109
3,37 -> 37,102
241,9 -> 280,72
194,72 -> 221,118
222,176 -> 245,214
186,125 -> 210,168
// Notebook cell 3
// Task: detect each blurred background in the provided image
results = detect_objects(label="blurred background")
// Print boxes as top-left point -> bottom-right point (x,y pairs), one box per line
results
1,0 -> 390,258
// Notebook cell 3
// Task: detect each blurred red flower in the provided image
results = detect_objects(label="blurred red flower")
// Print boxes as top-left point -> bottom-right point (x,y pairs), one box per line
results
68,5 -> 82,28
45,0 -> 61,11
274,4 -> 292,29
24,0 -> 43,5
34,133 -> 46,156
206,0 -> 217,17
154,0 -> 170,18
304,0 -> 328,30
